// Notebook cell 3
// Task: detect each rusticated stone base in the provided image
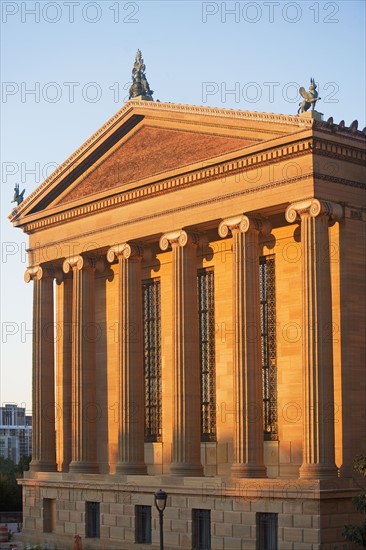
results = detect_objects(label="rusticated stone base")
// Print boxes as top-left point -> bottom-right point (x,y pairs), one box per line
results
17,473 -> 363,550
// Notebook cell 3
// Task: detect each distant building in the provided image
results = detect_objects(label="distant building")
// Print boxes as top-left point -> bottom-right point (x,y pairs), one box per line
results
0,404 -> 32,463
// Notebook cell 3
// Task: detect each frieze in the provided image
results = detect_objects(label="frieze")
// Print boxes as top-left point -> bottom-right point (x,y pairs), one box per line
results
24,172 -> 316,256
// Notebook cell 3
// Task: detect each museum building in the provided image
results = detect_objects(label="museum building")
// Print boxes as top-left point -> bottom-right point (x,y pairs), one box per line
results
9,56 -> 366,549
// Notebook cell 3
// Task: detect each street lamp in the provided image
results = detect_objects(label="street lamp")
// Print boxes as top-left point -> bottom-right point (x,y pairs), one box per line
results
154,489 -> 167,550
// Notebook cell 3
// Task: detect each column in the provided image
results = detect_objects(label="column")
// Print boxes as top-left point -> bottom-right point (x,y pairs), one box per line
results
55,270 -> 72,472
219,215 -> 269,478
107,243 -> 147,474
63,255 -> 98,473
285,198 -> 342,479
160,230 -> 203,476
25,265 -> 56,472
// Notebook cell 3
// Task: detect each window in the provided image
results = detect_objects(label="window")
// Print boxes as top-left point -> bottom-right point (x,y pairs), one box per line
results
142,279 -> 162,442
85,502 -> 100,538
192,509 -> 211,550
259,255 -> 278,440
256,513 -> 278,550
198,268 -> 216,442
43,498 -> 56,533
135,505 -> 152,544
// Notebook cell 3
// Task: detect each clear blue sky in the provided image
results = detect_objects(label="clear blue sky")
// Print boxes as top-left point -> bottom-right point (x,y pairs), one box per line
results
1,0 -> 365,410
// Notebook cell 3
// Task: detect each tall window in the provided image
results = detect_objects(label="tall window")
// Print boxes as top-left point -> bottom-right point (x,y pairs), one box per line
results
192,509 -> 211,550
43,498 -> 56,533
135,505 -> 152,544
85,502 -> 100,538
256,512 -> 278,550
259,255 -> 278,440
142,279 -> 162,442
198,268 -> 216,442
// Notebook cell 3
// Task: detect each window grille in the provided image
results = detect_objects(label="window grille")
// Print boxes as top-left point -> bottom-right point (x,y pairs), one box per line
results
135,505 -> 152,544
85,502 -> 100,538
192,509 -> 211,550
142,279 -> 162,442
198,268 -> 216,442
259,255 -> 278,440
256,512 -> 278,549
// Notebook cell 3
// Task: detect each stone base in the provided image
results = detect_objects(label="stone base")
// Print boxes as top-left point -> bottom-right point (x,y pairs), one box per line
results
297,109 -> 324,120
299,463 -> 339,479
115,462 -> 147,475
17,475 -> 363,550
68,460 -> 99,474
169,462 -> 204,476
231,463 -> 267,478
30,460 -> 57,472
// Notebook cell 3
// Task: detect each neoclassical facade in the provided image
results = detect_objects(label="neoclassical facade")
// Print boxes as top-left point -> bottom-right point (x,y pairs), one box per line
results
10,99 -> 366,549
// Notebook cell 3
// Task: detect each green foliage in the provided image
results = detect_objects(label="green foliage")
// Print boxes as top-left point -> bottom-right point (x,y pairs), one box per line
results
343,454 -> 366,548
354,495 -> 366,515
0,455 -> 31,512
343,523 -> 366,548
354,455 -> 366,477
17,454 -> 31,474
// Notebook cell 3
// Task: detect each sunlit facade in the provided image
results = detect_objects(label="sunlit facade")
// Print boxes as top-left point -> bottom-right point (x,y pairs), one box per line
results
10,99 -> 366,549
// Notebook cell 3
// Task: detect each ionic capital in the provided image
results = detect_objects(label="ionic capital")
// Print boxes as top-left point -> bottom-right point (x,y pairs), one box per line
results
62,255 -> 94,274
219,215 -> 271,238
24,265 -> 53,283
285,199 -> 343,224
159,229 -> 206,251
107,242 -> 149,263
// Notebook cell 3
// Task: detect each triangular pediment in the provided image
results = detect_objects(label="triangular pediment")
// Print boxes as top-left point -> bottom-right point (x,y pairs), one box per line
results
9,100 -> 315,227
57,125 -> 255,206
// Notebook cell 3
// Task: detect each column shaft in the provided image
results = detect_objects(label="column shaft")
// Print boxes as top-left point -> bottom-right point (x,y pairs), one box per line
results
63,256 -> 98,473
55,272 -> 72,472
160,230 -> 203,476
286,199 -> 342,479
107,244 -> 147,474
25,266 -> 56,472
219,215 -> 268,478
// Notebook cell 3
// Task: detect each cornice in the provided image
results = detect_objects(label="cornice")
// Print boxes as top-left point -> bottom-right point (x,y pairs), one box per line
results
9,101 -> 313,223
125,99 -> 315,127
313,138 -> 366,165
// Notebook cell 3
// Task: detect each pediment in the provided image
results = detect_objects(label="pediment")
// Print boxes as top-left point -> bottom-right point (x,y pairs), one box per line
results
9,100 -> 314,227
56,125 -> 255,206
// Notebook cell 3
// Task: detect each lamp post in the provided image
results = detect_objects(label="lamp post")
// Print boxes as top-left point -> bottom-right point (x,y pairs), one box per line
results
154,489 -> 167,550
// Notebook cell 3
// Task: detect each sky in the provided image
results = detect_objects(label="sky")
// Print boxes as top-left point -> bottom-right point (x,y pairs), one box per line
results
1,0 -> 365,411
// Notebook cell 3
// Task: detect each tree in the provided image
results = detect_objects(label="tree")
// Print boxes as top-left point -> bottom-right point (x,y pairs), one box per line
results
0,455 -> 31,512
343,454 -> 366,547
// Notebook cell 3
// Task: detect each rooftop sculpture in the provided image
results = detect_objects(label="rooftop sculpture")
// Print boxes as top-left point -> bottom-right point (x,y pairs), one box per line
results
298,78 -> 321,114
11,183 -> 25,205
128,49 -> 154,101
